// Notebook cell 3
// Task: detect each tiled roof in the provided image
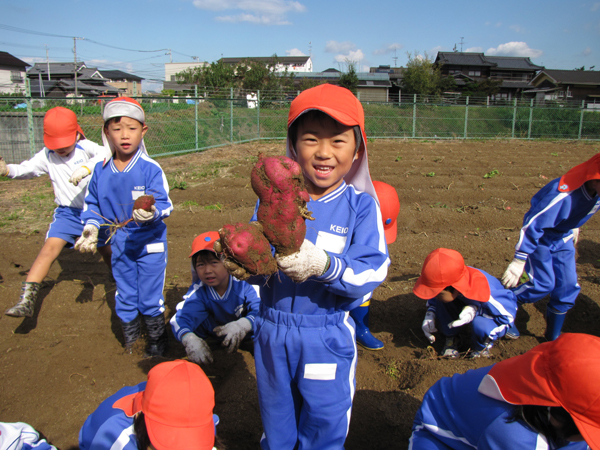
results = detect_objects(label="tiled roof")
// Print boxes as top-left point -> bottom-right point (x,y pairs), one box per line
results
436,52 -> 492,66
0,51 -> 29,68
485,56 -> 543,70
534,69 -> 600,84
220,56 -> 310,65
99,70 -> 144,82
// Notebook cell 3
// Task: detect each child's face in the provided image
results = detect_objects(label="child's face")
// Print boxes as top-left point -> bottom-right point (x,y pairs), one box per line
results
294,115 -> 357,199
105,117 -> 147,159
195,254 -> 229,291
436,287 -> 460,303
585,179 -> 600,197
50,141 -> 77,158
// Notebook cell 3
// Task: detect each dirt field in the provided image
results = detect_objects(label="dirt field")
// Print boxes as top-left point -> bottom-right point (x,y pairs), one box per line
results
1,139 -> 600,449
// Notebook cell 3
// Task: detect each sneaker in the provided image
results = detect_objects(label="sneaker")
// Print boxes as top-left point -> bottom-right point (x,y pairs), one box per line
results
504,322 -> 520,340
467,347 -> 491,359
441,337 -> 459,359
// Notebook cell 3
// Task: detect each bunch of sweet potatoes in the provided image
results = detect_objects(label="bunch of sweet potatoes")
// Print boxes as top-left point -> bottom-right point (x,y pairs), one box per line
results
215,154 -> 313,278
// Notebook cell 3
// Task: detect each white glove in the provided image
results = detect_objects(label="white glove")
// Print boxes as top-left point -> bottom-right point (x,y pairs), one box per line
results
0,157 -> 8,177
501,258 -> 526,288
448,305 -> 478,328
182,333 -> 213,365
132,205 -> 156,223
74,225 -> 98,254
69,166 -> 91,186
422,311 -> 437,343
572,228 -> 580,246
214,317 -> 252,353
276,239 -> 329,283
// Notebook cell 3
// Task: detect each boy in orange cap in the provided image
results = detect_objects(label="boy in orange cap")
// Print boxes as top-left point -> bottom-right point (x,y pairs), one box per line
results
79,359 -> 220,450
413,248 -> 518,358
350,180 -> 400,350
239,84 -> 390,449
409,333 -> 600,449
0,107 -> 111,318
502,153 -> 600,341
170,231 -> 260,365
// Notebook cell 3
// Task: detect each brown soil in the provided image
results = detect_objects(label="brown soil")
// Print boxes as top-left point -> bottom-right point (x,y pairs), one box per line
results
2,140 -> 600,449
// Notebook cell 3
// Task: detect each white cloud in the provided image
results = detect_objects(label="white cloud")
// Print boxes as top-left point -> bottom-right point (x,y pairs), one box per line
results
286,48 -> 306,56
325,40 -> 356,54
509,24 -> 525,33
193,0 -> 306,25
373,43 -> 403,55
486,42 -> 543,58
583,47 -> 592,56
485,21 -> 502,27
465,46 -> 483,52
591,2 -> 600,11
334,49 -> 365,64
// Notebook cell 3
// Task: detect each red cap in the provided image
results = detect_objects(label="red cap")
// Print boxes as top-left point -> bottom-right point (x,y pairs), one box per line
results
413,248 -> 490,302
480,333 -> 600,450
112,360 -> 215,450
190,231 -> 220,257
43,107 -> 84,149
373,181 -> 400,244
558,153 -> 600,192
104,97 -> 145,123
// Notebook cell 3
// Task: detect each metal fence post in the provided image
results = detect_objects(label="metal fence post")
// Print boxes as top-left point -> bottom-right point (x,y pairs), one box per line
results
528,99 -> 534,139
412,94 -> 417,138
579,100 -> 585,139
25,78 -> 36,157
194,85 -> 199,149
511,99 -> 517,139
257,90 -> 261,140
463,96 -> 469,139
230,87 -> 234,143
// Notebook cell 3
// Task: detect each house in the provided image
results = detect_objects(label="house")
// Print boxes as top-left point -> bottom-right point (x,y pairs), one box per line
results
370,65 -> 404,101
434,52 -> 544,100
163,61 -> 209,92
290,70 -> 392,101
0,51 -> 30,94
525,69 -> 600,107
220,56 -> 312,73
27,62 -> 124,97
99,70 -> 144,96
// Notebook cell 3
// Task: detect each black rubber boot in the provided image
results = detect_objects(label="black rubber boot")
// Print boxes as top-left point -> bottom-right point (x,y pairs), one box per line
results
5,281 -> 41,317
121,315 -> 142,353
144,314 -> 169,357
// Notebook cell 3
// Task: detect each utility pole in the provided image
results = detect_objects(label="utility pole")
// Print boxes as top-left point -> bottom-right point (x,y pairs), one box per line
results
45,44 -> 50,80
166,49 -> 172,63
460,37 -> 464,52
393,47 -> 398,67
73,37 -> 83,98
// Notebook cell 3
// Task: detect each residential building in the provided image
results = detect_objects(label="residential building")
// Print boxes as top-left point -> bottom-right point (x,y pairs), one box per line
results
220,56 -> 312,73
434,52 -> 544,100
0,51 -> 29,94
99,70 -> 144,97
290,70 -> 392,101
163,61 -> 208,92
525,69 -> 600,107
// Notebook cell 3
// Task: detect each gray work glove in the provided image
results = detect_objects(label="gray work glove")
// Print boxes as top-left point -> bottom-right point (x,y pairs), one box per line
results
421,311 -> 437,343
182,332 -> 213,365
0,157 -> 8,177
448,305 -> 477,328
69,166 -> 91,186
214,317 -> 252,353
276,239 -> 328,283
572,228 -> 580,246
501,258 -> 526,288
74,225 -> 98,254
132,205 -> 156,223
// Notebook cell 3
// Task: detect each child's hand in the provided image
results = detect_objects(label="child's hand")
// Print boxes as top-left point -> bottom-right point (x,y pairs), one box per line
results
448,305 -> 477,328
74,225 -> 98,253
421,311 -> 437,343
0,157 -> 8,177
132,205 -> 156,223
276,239 -> 329,283
214,317 -> 252,353
69,166 -> 91,186
182,333 -> 213,365
501,258 -> 526,288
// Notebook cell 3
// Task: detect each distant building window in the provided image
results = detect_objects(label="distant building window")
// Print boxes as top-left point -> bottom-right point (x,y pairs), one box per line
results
558,91 -> 564,98
567,90 -> 573,98
468,70 -> 481,77
10,71 -> 23,83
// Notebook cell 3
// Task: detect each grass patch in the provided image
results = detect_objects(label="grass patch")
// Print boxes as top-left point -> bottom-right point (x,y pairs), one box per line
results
204,203 -> 223,211
181,200 -> 199,207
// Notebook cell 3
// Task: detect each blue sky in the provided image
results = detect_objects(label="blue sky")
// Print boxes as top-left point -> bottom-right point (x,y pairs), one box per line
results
2,0 -> 599,92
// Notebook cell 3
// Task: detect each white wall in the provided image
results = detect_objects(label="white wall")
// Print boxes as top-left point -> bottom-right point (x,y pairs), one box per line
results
0,69 -> 26,94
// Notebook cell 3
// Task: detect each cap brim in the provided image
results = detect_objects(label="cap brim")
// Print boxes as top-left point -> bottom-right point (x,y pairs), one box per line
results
413,277 -> 446,299
146,415 -> 215,450
44,131 -> 78,150
384,221 -> 397,245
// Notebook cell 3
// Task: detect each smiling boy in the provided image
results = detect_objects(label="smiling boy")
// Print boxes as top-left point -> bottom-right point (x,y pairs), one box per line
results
76,97 -> 173,356
246,84 -> 390,449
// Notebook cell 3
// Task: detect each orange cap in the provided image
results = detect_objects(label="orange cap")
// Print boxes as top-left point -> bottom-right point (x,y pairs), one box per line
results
190,231 -> 220,258
43,107 -> 84,149
413,248 -> 490,302
373,181 -> 400,244
558,153 -> 600,192
481,333 -> 600,450
112,360 -> 215,450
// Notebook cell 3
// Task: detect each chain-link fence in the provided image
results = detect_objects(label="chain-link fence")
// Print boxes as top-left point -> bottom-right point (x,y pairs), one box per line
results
1,92 -> 599,164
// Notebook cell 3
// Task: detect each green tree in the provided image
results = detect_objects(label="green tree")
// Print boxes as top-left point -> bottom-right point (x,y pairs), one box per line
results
176,60 -> 235,94
401,51 -> 452,96
338,61 -> 359,94
461,78 -> 502,97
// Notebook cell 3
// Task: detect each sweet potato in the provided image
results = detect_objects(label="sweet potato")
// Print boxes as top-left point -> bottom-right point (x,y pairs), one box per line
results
217,222 -> 277,277
251,154 -> 313,256
133,194 -> 155,211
